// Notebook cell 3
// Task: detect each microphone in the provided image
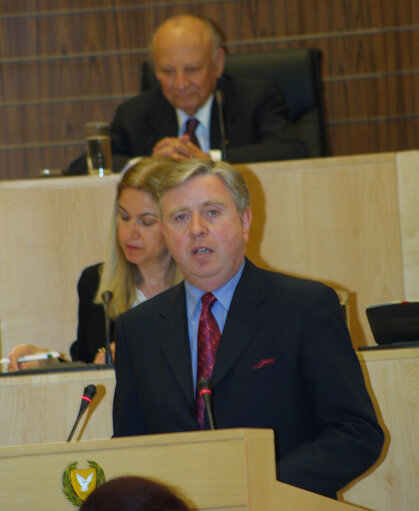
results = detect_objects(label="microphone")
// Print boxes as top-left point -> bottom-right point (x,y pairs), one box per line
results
215,89 -> 227,161
101,290 -> 113,365
198,378 -> 216,430
67,384 -> 97,442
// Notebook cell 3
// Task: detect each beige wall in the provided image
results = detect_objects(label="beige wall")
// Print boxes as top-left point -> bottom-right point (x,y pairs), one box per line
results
1,151 -> 418,359
0,176 -> 117,358
240,151 -> 419,347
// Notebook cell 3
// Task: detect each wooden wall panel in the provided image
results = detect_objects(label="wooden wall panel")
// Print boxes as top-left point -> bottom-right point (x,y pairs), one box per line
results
1,58 -> 142,100
0,147 -> 83,181
3,101 -> 121,144
0,0 -> 417,179
326,76 -> 417,120
329,119 -> 418,156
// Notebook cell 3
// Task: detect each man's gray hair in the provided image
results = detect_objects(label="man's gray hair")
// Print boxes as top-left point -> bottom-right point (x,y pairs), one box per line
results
203,18 -> 227,54
158,159 -> 250,215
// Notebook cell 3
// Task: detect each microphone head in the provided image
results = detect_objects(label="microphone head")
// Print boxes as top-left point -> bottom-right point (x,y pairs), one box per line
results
198,378 -> 213,395
101,290 -> 113,305
83,384 -> 97,400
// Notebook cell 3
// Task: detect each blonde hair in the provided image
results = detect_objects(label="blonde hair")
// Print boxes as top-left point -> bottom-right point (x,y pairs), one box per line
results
158,159 -> 250,215
95,157 -> 183,319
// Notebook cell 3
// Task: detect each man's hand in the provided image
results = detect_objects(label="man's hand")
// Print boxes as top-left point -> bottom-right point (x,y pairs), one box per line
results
152,135 -> 209,161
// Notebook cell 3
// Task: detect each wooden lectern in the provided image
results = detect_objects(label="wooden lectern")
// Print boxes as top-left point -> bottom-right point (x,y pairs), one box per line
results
0,428 -> 363,510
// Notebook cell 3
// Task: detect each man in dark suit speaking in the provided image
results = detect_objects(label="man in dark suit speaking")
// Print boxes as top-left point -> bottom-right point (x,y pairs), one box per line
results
113,159 -> 384,499
68,15 -> 306,174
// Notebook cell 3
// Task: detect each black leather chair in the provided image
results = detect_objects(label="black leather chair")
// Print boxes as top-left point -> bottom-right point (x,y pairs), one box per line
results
141,48 -> 328,158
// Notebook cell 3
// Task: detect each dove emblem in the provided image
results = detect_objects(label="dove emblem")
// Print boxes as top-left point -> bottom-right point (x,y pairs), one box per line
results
76,471 -> 94,492
63,461 -> 104,504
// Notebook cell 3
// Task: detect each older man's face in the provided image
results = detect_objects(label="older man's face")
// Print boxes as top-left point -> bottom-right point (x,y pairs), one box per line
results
161,174 -> 252,292
153,21 -> 224,116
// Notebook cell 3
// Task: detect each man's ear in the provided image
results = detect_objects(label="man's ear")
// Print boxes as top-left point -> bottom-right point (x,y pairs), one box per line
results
241,206 -> 252,243
215,47 -> 225,77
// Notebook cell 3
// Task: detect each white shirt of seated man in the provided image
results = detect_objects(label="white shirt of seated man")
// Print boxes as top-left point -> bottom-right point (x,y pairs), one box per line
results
176,95 -> 221,161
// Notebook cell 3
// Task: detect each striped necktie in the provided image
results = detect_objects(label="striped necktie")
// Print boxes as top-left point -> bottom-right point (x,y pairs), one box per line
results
195,292 -> 221,429
185,118 -> 201,148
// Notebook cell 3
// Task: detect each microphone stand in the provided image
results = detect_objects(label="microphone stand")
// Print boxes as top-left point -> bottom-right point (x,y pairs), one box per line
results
67,384 -> 97,442
198,378 -> 216,430
215,90 -> 227,161
101,291 -> 113,365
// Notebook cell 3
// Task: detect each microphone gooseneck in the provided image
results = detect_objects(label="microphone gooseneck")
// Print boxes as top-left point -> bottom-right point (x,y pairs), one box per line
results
198,378 -> 216,430
215,89 -> 227,161
101,290 -> 114,365
67,384 -> 97,442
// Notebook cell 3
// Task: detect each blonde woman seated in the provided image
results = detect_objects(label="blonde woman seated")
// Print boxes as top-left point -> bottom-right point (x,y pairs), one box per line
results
8,157 -> 182,370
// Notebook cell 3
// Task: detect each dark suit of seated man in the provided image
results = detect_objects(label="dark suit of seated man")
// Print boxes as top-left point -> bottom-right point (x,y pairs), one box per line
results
67,15 -> 307,175
112,159 -> 384,499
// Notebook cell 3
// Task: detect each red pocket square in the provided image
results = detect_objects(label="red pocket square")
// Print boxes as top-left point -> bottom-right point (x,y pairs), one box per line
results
252,358 -> 276,370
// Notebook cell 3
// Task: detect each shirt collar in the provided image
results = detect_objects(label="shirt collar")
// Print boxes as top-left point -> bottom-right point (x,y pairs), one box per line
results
184,259 -> 245,319
176,94 -> 214,134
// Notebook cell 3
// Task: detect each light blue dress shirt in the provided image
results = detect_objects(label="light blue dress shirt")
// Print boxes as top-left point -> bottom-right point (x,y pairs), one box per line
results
184,260 -> 245,393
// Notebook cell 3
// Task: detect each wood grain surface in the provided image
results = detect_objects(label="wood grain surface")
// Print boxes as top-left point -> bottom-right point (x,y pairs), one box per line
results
0,0 -> 417,179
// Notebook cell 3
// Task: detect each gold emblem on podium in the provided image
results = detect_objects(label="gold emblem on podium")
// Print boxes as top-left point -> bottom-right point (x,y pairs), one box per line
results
62,460 -> 105,506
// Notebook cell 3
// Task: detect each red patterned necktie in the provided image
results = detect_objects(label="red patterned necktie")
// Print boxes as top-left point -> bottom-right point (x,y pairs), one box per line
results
185,118 -> 201,148
195,292 -> 221,429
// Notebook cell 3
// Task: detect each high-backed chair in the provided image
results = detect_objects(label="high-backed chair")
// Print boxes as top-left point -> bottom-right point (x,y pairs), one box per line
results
141,48 -> 329,158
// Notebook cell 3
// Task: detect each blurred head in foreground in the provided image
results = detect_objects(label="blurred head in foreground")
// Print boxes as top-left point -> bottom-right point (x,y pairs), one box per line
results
80,475 -> 190,511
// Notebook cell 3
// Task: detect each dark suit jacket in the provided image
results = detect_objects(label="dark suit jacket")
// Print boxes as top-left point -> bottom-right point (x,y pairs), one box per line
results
70,263 -> 115,363
67,75 -> 307,174
113,259 -> 383,498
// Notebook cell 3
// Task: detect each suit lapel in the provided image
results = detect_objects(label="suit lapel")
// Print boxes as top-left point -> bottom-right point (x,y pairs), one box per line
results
148,91 -> 178,140
153,284 -> 194,403
152,263 -> 268,400
212,261 -> 269,386
212,75 -> 240,150
210,75 -> 240,150
210,99 -> 222,149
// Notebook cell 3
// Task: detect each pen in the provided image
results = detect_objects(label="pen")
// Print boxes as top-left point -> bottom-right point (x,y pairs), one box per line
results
0,351 -> 61,365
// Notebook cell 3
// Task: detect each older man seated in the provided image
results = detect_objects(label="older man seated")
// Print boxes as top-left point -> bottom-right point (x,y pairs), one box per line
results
67,15 -> 307,174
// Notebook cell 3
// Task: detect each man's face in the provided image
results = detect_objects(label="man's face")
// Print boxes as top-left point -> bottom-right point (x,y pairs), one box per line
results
161,174 -> 252,292
152,22 -> 224,116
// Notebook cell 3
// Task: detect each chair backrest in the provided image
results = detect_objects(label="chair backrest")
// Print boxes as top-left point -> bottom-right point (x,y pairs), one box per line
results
141,47 -> 328,158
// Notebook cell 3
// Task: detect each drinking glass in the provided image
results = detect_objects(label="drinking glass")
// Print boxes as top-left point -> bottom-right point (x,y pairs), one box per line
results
85,121 -> 112,176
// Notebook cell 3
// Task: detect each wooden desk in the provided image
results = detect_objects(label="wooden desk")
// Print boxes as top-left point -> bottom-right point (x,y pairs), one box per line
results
0,429 -> 363,511
0,367 -> 115,446
1,151 -> 418,358
341,347 -> 419,511
0,348 -> 416,511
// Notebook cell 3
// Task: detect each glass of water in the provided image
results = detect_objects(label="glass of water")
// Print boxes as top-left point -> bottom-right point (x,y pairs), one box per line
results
85,121 -> 112,176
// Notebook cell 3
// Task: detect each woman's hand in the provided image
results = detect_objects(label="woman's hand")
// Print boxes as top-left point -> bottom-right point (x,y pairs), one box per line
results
93,342 -> 115,364
7,344 -> 54,372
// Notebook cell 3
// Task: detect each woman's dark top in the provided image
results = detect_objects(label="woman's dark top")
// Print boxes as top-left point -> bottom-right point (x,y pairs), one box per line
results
70,263 -> 115,363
